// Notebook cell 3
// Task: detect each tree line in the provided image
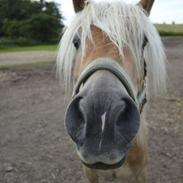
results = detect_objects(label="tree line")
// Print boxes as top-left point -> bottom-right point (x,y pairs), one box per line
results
0,0 -> 64,46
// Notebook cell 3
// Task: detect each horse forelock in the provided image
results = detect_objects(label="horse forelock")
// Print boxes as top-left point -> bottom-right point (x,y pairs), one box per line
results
57,0 -> 166,97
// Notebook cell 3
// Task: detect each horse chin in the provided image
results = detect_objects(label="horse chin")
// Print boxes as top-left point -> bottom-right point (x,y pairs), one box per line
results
81,156 -> 126,170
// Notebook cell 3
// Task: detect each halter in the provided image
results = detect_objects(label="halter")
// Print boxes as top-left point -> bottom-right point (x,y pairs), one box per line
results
72,56 -> 147,112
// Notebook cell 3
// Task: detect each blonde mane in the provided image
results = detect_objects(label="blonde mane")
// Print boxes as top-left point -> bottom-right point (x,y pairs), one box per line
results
57,0 -> 166,96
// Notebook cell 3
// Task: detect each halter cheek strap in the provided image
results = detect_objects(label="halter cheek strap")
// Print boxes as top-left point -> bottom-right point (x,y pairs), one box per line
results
72,58 -> 147,112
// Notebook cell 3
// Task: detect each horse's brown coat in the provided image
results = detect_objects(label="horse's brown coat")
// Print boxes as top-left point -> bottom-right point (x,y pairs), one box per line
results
75,26 -> 143,92
139,0 -> 155,14
72,0 -> 86,12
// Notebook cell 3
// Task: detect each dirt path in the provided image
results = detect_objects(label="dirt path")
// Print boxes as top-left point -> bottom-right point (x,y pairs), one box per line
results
0,38 -> 182,183
0,51 -> 56,67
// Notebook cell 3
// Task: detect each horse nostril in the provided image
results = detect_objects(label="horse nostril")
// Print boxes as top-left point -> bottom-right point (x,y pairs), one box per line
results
115,99 -> 127,126
65,96 -> 86,144
115,98 -> 140,145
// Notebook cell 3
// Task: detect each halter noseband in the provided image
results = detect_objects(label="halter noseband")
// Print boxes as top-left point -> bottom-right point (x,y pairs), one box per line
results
72,57 -> 147,112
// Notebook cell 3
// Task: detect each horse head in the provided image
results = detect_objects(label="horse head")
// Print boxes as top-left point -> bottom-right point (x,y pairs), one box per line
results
57,0 -> 166,181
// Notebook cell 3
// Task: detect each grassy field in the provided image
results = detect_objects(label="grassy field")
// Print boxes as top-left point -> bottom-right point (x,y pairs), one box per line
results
0,60 -> 54,70
0,44 -> 58,53
155,24 -> 183,36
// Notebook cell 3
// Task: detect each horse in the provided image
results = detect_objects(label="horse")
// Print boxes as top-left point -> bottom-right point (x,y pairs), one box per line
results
57,0 -> 166,182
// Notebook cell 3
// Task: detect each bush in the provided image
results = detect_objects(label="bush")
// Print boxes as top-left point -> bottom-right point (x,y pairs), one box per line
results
2,20 -> 22,38
27,13 -> 62,43
15,37 -> 39,46
0,37 -> 16,47
0,37 -> 40,48
1,13 -> 62,45
0,0 -> 64,46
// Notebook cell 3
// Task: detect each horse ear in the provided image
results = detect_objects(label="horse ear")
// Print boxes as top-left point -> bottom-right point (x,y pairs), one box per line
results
73,0 -> 86,13
138,0 -> 155,15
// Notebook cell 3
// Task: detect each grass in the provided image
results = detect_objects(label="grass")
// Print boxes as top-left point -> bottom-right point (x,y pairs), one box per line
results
0,60 -> 54,70
155,24 -> 183,37
0,44 -> 58,53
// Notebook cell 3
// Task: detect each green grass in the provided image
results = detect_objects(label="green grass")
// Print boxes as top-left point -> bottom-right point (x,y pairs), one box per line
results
155,24 -> 183,36
0,44 -> 58,53
0,60 -> 54,70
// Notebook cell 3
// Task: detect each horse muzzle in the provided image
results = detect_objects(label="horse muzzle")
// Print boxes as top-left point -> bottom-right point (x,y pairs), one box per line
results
65,58 -> 140,170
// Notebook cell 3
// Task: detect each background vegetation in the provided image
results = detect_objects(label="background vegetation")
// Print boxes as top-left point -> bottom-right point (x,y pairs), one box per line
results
0,0 -> 182,50
0,0 -> 64,47
155,24 -> 183,37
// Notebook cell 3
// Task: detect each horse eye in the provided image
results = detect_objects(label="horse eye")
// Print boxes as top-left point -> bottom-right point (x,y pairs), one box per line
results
142,35 -> 148,49
73,35 -> 80,50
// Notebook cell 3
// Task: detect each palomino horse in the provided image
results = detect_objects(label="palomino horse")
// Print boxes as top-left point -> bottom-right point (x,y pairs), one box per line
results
57,0 -> 166,182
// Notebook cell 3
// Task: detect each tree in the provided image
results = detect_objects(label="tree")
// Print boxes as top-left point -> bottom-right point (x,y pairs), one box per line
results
40,0 -> 45,7
0,0 -> 64,44
28,12 -> 62,42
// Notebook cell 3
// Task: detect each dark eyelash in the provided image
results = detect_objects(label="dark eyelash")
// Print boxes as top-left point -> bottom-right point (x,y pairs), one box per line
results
142,35 -> 148,49
73,35 -> 81,50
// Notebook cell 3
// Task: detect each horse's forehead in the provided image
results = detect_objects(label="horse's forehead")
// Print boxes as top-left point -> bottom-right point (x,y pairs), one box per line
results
90,26 -> 110,44
82,26 -> 135,72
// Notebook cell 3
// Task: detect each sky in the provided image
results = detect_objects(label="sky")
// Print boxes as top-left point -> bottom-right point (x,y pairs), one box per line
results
47,0 -> 183,25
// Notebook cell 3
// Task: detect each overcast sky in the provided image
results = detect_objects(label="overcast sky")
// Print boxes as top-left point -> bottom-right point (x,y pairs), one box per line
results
48,0 -> 183,25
